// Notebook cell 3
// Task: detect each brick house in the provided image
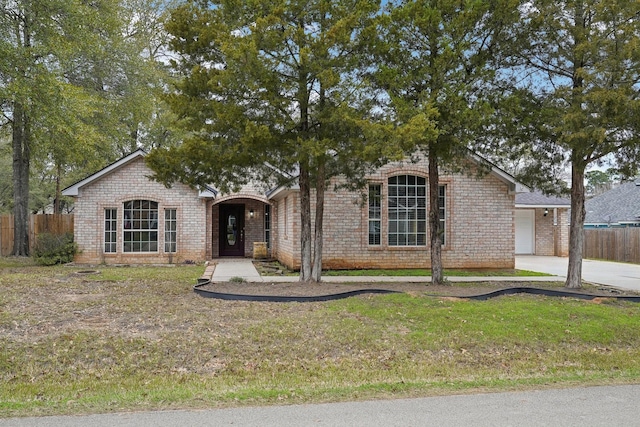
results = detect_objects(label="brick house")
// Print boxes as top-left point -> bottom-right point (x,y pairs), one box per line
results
63,149 -> 537,269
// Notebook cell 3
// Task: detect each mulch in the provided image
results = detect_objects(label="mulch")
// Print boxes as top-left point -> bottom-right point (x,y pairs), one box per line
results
198,280 -> 635,298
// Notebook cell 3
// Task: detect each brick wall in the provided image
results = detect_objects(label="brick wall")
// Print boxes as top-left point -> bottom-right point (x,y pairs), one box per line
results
72,155 -> 521,269
535,209 -> 555,256
73,157 -> 207,264
271,193 -> 298,268
555,208 -> 570,256
271,159 -> 516,270
529,207 -> 570,257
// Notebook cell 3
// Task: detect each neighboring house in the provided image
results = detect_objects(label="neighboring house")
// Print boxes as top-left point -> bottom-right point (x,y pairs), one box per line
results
515,191 -> 570,256
63,149 -> 531,269
585,180 -> 640,228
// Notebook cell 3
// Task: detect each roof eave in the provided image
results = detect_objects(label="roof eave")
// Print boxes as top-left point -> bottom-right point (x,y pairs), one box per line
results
266,184 -> 299,200
516,204 -> 572,209
468,152 -> 529,195
198,185 -> 218,198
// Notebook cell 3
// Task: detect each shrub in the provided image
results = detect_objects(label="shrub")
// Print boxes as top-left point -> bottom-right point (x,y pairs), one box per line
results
33,232 -> 78,266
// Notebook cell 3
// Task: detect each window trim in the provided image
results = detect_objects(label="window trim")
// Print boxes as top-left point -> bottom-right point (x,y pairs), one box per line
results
164,208 -> 177,253
264,204 -> 271,248
367,177 -> 448,249
387,175 -> 427,247
123,199 -> 159,253
368,184 -> 382,246
438,184 -> 446,246
104,208 -> 117,253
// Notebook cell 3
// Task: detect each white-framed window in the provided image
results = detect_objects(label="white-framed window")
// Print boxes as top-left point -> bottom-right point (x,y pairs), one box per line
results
164,209 -> 177,253
388,175 -> 427,246
284,196 -> 289,237
438,185 -> 446,246
123,200 -> 158,252
104,208 -> 117,253
368,184 -> 381,245
264,204 -> 271,248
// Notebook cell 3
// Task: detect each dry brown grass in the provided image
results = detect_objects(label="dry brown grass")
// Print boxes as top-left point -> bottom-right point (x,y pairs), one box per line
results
2,262 -> 640,417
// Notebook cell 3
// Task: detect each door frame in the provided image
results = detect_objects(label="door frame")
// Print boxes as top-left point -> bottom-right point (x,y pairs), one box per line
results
219,204 -> 245,257
515,209 -> 535,255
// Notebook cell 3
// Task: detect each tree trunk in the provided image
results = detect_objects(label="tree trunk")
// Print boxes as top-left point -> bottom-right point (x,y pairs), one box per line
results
428,147 -> 444,285
12,102 -> 31,256
54,163 -> 61,214
311,160 -> 325,282
566,161 -> 586,288
299,162 -> 313,282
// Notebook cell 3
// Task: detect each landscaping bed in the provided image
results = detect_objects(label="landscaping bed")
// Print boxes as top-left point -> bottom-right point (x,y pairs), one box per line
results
205,279 -> 636,298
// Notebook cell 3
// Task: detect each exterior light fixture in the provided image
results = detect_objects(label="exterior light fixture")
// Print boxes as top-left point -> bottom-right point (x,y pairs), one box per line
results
250,209 -> 255,218
544,208 -> 548,217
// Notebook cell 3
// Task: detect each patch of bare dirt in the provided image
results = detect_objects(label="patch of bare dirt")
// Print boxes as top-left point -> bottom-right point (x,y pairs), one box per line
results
201,280 -> 637,298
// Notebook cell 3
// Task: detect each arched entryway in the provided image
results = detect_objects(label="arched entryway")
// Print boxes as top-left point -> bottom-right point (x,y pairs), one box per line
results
212,196 -> 271,258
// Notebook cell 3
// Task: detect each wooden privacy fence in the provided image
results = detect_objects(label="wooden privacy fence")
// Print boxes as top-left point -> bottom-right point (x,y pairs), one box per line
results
0,214 -> 74,256
583,228 -> 640,264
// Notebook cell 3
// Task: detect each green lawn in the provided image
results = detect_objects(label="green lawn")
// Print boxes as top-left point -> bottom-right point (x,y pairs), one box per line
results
1,262 -> 639,418
254,260 -> 551,277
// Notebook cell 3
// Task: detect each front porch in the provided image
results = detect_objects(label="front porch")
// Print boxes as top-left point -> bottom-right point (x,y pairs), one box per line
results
207,196 -> 271,259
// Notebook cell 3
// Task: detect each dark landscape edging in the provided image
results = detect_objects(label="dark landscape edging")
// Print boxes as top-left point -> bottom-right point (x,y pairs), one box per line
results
460,286 -> 640,302
194,279 -> 640,303
194,279 -> 400,302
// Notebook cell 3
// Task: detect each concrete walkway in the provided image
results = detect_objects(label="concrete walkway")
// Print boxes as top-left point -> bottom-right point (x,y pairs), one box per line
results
207,258 -> 564,284
207,256 -> 640,292
209,258 -> 263,282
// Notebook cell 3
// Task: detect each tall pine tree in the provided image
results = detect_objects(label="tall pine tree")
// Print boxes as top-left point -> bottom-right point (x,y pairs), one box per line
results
368,0 -> 520,284
148,0 -> 390,282
510,0 -> 640,288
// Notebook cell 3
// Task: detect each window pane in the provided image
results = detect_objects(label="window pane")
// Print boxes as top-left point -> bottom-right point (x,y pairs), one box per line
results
104,208 -> 117,253
164,209 -> 177,253
388,175 -> 427,246
439,185 -> 446,246
368,185 -> 381,246
123,200 -> 159,252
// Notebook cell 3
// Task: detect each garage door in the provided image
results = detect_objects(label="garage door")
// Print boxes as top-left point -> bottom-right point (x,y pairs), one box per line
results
515,210 -> 535,254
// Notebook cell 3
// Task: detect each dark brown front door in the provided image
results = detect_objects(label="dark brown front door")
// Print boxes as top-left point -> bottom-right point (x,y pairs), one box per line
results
219,204 -> 245,257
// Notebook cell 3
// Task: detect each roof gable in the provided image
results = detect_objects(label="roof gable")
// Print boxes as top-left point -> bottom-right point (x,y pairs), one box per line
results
62,150 -> 147,197
467,152 -> 529,194
62,149 -> 216,198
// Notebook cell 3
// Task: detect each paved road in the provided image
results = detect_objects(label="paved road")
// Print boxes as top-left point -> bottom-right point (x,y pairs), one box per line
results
2,385 -> 639,427
516,255 -> 640,292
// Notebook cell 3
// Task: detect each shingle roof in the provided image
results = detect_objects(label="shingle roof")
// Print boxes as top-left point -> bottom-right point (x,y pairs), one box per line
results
515,191 -> 570,207
585,181 -> 640,225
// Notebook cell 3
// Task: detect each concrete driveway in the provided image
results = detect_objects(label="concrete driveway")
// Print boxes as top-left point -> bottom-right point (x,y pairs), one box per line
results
516,255 -> 640,292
